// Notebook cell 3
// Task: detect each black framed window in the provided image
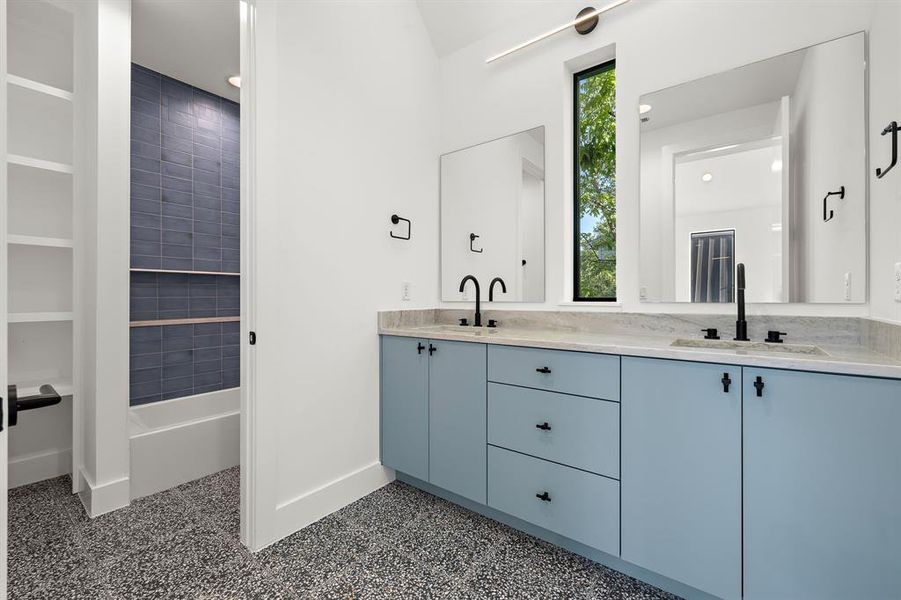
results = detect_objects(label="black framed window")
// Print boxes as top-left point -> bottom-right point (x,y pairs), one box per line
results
574,60 -> 616,301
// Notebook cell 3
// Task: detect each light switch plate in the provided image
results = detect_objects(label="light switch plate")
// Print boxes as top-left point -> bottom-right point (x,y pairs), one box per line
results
843,272 -> 851,301
401,281 -> 411,301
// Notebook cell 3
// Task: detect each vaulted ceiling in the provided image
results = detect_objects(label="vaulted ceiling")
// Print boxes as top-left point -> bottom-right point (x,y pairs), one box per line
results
415,0 -> 561,57
132,0 -> 240,102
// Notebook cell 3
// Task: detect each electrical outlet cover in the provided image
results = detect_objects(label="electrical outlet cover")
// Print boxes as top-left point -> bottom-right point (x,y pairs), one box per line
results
894,263 -> 901,302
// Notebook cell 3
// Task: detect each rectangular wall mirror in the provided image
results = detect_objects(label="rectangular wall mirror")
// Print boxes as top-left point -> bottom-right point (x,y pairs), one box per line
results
441,126 -> 546,302
639,32 -> 866,304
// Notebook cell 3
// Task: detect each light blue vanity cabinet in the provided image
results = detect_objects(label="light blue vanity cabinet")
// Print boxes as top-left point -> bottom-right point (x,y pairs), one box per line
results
621,357 -> 741,600
380,336 -> 429,481
380,336 -> 487,503
488,345 -> 620,401
428,339 -> 487,504
487,445 -> 620,554
488,383 -> 619,478
382,330 -> 901,600
486,344 -> 621,555
743,368 -> 901,600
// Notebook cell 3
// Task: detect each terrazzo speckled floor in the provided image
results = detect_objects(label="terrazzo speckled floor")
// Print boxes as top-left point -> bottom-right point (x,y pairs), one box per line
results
9,468 -> 679,599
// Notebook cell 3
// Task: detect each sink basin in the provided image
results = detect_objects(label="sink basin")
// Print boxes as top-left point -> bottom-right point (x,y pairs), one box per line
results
671,338 -> 829,356
428,324 -> 501,335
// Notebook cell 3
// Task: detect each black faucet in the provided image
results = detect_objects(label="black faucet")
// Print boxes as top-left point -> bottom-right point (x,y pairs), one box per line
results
489,277 -> 507,301
459,275 -> 482,327
735,263 -> 749,341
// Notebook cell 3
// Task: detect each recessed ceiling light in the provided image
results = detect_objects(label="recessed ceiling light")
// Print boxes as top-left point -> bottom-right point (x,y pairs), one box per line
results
639,104 -> 652,114
701,173 -> 713,182
227,75 -> 241,88
771,159 -> 783,172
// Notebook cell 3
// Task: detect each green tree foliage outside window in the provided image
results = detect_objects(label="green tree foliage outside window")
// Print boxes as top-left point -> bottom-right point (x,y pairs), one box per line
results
575,62 -> 616,300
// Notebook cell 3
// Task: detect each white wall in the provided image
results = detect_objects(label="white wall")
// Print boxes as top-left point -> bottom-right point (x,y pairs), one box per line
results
869,1 -> 901,324
74,0 -> 131,516
437,0 -> 901,321
250,0 -> 439,548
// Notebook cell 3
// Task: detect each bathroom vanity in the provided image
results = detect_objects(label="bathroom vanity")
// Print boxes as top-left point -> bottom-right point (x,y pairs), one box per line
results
379,312 -> 901,600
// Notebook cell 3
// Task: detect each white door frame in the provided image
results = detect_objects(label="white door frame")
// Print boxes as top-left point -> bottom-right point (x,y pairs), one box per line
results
1,0 -> 10,591
239,0 -> 261,551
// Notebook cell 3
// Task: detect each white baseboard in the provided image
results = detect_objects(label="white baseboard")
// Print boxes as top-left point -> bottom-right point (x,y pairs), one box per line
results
259,462 -> 392,551
77,467 -> 130,518
8,448 -> 72,489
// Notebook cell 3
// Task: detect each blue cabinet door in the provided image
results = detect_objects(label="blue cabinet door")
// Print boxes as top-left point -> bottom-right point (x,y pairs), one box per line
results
380,336 -> 429,481
744,368 -> 901,600
429,339 -> 487,504
622,357 -> 741,600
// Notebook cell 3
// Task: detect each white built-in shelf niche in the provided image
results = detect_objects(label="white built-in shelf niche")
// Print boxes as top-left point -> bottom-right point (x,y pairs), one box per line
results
6,0 -> 76,413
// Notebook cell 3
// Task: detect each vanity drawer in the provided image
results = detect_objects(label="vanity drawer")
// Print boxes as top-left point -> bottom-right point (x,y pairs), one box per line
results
488,345 -> 619,400
488,446 -> 619,555
488,383 -> 619,478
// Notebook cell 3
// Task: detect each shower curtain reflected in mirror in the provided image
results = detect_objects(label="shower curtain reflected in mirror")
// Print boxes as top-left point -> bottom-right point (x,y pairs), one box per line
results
691,230 -> 734,303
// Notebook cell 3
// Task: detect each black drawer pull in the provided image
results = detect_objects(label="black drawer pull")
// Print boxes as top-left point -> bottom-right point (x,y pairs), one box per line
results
721,372 -> 731,393
417,343 -> 425,355
536,367 -> 551,374
535,422 -> 551,431
429,344 -> 437,356
754,376 -> 765,397
536,491 -> 552,502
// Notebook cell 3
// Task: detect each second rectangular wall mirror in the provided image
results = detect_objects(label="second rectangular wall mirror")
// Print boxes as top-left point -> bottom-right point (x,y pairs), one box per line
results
639,32 -> 866,304
440,126 -> 546,302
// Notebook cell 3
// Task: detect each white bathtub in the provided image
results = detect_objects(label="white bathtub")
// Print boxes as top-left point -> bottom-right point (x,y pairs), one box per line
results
129,388 -> 239,500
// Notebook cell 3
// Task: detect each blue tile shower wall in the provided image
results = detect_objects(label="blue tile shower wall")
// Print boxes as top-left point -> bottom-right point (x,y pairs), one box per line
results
130,63 -> 240,273
130,272 -> 239,321
130,322 -> 241,406
130,64 -> 240,406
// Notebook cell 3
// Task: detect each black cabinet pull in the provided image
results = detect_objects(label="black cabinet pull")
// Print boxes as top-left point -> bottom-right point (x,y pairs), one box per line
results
428,344 -> 437,356
536,367 -> 551,374
721,372 -> 731,393
417,343 -> 425,355
754,376 -> 765,397
535,422 -> 551,431
535,491 -> 552,502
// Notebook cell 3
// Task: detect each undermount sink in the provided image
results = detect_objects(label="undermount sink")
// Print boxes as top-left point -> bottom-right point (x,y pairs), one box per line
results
431,324 -> 500,335
671,338 -> 829,356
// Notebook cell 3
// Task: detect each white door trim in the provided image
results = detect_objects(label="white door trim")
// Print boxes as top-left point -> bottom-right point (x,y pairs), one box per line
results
1,0 -> 10,592
239,0 -> 261,551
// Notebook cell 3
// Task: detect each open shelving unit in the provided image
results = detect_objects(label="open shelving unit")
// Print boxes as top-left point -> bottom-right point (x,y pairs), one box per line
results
5,0 -> 77,489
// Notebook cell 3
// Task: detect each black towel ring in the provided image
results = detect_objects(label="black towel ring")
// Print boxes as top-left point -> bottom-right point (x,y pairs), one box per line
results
390,214 -> 411,240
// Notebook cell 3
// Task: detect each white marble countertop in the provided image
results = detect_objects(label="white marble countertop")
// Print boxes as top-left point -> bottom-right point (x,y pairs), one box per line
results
379,323 -> 901,380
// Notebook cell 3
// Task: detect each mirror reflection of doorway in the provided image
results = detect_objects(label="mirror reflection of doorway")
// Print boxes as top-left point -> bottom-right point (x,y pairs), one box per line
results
691,230 -> 735,303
